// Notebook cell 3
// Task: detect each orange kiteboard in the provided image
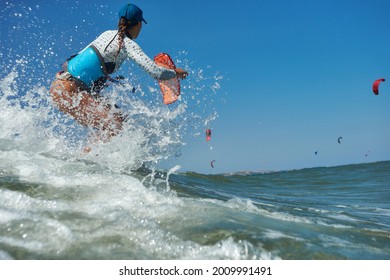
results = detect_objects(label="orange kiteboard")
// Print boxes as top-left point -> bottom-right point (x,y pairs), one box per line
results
154,53 -> 180,104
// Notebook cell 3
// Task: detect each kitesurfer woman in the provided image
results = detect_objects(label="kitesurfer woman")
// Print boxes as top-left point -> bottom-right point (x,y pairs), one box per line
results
49,3 -> 188,143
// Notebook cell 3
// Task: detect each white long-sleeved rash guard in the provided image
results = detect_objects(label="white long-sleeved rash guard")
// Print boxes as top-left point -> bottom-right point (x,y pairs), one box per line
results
83,30 -> 176,81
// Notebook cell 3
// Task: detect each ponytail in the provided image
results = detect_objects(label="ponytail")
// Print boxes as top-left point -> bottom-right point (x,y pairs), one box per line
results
104,18 -> 136,62
115,17 -> 130,60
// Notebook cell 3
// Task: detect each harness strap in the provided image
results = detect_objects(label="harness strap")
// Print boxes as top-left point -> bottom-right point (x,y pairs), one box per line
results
55,71 -> 91,92
90,44 -> 109,77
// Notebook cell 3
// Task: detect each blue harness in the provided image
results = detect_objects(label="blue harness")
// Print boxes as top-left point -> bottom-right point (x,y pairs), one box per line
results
64,41 -> 123,93
67,45 -> 107,87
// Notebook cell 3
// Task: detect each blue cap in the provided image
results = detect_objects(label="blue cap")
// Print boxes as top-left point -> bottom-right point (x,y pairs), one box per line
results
118,4 -> 147,25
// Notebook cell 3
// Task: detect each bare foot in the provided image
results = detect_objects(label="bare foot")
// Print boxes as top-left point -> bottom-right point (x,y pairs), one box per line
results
82,147 -> 91,154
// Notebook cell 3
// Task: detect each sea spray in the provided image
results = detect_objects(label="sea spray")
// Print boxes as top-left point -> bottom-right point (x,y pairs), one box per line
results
165,165 -> 181,191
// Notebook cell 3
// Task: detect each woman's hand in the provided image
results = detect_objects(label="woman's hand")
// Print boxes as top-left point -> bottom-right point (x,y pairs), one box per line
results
175,68 -> 188,79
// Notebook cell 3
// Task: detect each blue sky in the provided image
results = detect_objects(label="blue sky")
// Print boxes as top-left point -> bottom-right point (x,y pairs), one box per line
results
1,0 -> 389,174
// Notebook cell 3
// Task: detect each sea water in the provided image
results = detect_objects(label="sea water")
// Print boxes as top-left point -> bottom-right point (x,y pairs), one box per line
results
0,146 -> 389,260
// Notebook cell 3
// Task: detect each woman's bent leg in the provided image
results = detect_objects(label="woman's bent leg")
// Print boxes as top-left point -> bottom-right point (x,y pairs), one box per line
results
49,79 -> 124,142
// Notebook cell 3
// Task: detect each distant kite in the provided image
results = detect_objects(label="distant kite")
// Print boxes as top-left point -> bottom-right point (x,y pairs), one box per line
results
315,151 -> 318,155
206,129 -> 211,141
338,137 -> 343,144
372,78 -> 385,95
210,160 -> 215,168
